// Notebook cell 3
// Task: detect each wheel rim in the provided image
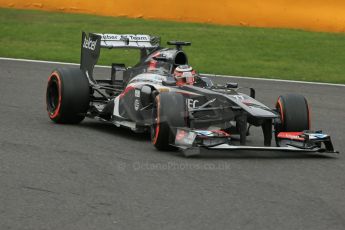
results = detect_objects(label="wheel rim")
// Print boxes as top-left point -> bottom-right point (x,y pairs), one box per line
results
276,97 -> 284,128
46,73 -> 61,118
47,81 -> 58,110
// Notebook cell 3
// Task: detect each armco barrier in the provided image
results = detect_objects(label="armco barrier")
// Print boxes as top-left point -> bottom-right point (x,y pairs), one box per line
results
1,0 -> 345,32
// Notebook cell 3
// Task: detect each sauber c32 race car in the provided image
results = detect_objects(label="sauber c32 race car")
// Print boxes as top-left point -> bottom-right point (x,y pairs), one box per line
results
46,32 -> 337,156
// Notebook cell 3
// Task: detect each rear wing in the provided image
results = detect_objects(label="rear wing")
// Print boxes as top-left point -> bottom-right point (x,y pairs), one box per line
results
80,32 -> 160,82
95,33 -> 160,49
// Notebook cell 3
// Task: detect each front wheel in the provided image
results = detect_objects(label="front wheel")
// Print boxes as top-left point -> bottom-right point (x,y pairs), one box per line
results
275,94 -> 310,132
151,93 -> 187,150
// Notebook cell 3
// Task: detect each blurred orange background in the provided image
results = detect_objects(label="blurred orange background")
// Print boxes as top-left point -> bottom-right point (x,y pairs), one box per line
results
1,0 -> 345,32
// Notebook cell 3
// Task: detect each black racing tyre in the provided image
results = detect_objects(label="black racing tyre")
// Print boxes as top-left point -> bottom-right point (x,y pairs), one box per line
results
151,92 -> 187,150
46,67 -> 90,124
276,94 -> 310,132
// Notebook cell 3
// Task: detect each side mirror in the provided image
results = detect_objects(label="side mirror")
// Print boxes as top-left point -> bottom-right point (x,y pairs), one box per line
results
200,77 -> 214,88
226,82 -> 238,88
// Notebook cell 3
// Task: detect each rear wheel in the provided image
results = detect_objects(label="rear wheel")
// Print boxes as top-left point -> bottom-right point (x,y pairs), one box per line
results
46,67 -> 90,124
151,93 -> 186,150
275,94 -> 310,132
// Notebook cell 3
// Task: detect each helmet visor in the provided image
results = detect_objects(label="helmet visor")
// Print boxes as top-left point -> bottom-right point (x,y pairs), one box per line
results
182,72 -> 194,84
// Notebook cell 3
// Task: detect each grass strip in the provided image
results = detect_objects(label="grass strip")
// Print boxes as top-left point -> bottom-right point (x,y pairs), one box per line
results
0,8 -> 344,83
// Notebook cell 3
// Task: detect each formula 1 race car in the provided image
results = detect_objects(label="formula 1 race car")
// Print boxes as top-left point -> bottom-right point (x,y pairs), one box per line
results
46,32 -> 337,156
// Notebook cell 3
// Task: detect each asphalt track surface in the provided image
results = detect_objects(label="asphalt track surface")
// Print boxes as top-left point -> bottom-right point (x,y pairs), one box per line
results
0,59 -> 344,230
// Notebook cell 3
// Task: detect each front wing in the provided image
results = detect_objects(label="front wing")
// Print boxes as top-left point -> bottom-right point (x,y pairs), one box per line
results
173,129 -> 338,157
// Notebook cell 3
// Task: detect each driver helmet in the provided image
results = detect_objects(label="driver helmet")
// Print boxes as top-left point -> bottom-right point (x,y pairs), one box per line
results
173,65 -> 196,86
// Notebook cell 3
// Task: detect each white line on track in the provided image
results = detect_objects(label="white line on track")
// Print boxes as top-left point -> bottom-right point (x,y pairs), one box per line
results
201,74 -> 345,87
1,57 -> 344,87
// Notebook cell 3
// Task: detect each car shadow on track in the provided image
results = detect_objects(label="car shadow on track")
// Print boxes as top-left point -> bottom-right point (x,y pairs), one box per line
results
193,149 -> 337,159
